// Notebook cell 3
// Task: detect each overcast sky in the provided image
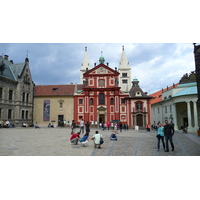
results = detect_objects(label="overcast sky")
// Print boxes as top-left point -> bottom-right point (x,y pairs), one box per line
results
0,43 -> 196,94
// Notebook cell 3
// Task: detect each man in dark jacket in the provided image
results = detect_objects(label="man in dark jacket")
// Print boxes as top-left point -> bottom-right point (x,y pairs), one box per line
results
164,120 -> 175,152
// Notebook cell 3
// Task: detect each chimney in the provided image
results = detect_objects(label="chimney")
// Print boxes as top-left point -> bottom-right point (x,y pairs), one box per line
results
94,63 -> 96,67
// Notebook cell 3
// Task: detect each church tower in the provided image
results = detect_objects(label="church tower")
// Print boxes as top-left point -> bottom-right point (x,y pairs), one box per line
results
80,46 -> 90,84
118,46 -> 131,93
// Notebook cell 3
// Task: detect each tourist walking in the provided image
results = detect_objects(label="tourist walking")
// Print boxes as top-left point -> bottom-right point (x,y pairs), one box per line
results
107,122 -> 111,130
99,122 -> 102,130
71,120 -> 76,134
156,123 -> 165,151
80,119 -> 84,134
164,120 -> 175,152
111,122 -> 114,130
104,122 -> 107,130
85,121 -> 90,133
119,123 -> 123,132
114,123 -> 117,130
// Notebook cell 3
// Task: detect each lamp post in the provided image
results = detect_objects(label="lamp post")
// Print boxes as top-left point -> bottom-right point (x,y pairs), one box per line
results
193,43 -> 200,134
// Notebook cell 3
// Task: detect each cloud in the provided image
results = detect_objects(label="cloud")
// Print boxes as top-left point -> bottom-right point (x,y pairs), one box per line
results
0,43 -> 196,93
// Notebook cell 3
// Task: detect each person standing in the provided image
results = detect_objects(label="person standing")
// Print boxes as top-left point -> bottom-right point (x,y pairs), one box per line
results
104,122 -> 107,130
156,123 -> 165,151
164,120 -> 174,152
80,119 -> 84,134
99,122 -> 102,130
71,120 -> 76,134
107,122 -> 111,131
85,121 -> 90,133
111,122 -> 114,130
102,122 -> 104,131
119,123 -> 123,132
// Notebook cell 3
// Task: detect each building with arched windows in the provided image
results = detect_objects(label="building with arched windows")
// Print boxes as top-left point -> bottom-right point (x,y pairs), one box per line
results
74,46 -> 152,127
33,46 -> 152,128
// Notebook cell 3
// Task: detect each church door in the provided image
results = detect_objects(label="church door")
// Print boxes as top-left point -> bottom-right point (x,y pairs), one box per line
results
99,114 -> 105,123
136,114 -> 143,127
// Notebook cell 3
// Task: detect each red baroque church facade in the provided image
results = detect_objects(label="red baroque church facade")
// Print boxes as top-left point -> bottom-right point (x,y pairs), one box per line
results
33,46 -> 152,128
74,63 -> 129,125
74,47 -> 152,128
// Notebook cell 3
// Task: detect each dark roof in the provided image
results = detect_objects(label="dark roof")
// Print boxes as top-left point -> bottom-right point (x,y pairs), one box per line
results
34,84 -> 84,96
0,56 -> 26,82
0,57 -> 17,82
129,85 -> 152,99
10,62 -> 25,78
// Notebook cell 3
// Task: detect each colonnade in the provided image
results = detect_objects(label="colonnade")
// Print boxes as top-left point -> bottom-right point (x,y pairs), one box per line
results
173,100 -> 198,131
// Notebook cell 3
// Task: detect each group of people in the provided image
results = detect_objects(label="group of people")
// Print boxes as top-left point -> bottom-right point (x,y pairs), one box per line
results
99,122 -> 129,132
156,120 -> 175,152
70,119 -> 119,148
0,120 -> 12,128
70,131 -> 104,148
71,119 -> 90,135
70,130 -> 118,148
71,119 -> 175,152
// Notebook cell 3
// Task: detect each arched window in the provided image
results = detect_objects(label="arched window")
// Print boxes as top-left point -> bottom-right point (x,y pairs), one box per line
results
110,98 -> 114,105
99,93 -> 105,105
90,98 -> 94,105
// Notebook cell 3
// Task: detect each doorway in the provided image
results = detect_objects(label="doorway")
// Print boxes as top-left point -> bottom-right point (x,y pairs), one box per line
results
99,114 -> 105,123
58,115 -> 64,127
136,114 -> 143,127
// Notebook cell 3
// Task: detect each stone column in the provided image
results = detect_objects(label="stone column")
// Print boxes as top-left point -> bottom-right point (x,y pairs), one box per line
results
186,101 -> 192,131
193,101 -> 198,130
172,103 -> 178,130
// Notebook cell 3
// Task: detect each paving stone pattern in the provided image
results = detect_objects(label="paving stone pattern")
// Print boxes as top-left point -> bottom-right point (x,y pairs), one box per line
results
0,127 -> 199,156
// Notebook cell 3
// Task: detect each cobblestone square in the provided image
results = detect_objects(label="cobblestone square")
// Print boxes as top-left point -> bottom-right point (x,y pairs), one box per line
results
0,127 -> 199,156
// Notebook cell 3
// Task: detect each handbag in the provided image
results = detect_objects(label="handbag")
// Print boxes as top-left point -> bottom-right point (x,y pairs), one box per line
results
100,135 -> 104,144
156,134 -> 161,139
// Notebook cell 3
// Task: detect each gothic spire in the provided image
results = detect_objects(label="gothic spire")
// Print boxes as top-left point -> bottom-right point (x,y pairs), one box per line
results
119,45 -> 129,67
81,46 -> 90,69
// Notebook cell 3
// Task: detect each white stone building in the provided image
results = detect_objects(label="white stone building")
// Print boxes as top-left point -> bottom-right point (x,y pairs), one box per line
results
150,72 -> 199,132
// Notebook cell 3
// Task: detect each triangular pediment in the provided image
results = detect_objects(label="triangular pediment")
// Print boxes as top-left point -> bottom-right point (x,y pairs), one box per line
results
84,63 -> 119,76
